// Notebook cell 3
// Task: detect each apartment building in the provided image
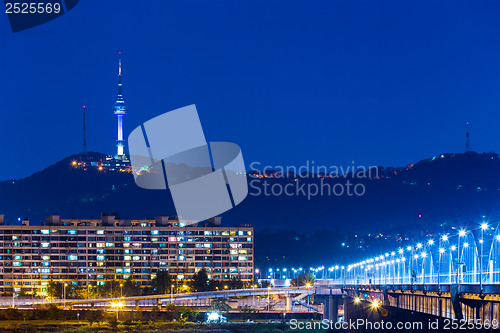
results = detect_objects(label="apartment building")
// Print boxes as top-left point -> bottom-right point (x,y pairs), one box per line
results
0,215 -> 253,295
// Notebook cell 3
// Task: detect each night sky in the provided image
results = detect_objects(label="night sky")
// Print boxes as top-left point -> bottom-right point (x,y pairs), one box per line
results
0,0 -> 499,180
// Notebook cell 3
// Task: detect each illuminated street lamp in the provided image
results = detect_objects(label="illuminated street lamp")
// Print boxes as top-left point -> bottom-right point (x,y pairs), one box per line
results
267,286 -> 271,311
170,284 -> 174,304
480,223 -> 488,293
111,301 -> 123,320
457,229 -> 467,290
63,283 -> 68,307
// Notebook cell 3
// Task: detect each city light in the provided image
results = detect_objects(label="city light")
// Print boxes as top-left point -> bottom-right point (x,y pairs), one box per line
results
428,239 -> 434,245
416,243 -> 422,249
497,235 -> 500,241
451,245 -> 457,251
439,248 -> 445,254
459,230 -> 466,237
354,297 -> 360,303
464,242 -> 469,248
371,300 -> 379,308
481,223 -> 488,230
442,235 -> 448,241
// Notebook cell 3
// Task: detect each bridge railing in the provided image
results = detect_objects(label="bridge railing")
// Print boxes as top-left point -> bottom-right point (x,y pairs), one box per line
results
345,223 -> 500,286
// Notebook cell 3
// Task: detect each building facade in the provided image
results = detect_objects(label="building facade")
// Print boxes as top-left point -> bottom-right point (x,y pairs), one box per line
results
0,215 -> 253,296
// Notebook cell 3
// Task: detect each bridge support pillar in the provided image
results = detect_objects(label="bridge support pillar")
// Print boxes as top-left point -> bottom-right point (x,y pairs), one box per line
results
343,296 -> 349,321
320,295 -> 339,322
285,295 -> 292,311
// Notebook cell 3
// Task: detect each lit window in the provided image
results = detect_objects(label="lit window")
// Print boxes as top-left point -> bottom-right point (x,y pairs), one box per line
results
68,230 -> 77,235
41,230 -> 49,235
97,255 -> 105,260
105,243 -> 115,247
41,243 -> 50,247
97,230 -> 104,235
69,255 -> 78,260
13,262 -> 21,267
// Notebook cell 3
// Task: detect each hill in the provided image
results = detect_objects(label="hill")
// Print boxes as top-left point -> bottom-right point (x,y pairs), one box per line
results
1,151 -> 499,234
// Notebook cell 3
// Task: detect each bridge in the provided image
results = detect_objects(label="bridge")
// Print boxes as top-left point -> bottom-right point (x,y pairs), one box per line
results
9,223 -> 500,325
10,286 -> 340,314
339,223 -> 500,324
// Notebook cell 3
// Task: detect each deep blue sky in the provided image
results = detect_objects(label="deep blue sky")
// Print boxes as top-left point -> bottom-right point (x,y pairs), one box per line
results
0,0 -> 499,180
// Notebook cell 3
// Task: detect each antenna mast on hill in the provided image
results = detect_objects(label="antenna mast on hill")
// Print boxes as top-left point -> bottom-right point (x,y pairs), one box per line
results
465,122 -> 471,152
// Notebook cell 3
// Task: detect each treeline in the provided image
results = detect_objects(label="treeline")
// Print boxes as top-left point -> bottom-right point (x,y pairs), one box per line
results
43,269 -> 260,300
0,304 -> 204,324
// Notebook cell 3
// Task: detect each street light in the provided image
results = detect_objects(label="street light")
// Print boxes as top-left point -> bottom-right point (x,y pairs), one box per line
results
170,284 -> 174,304
63,283 -> 68,307
251,284 -> 257,307
120,283 -> 123,298
111,302 -> 123,320
480,223 -> 488,293
267,286 -> 271,312
457,229 -> 466,288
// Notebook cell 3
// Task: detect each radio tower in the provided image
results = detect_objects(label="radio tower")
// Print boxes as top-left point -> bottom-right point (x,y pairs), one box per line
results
114,52 -> 127,158
465,121 -> 471,152
82,105 -> 87,153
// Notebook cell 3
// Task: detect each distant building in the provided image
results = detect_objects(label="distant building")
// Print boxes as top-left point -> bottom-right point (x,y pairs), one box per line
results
0,214 -> 253,296
114,52 -> 127,159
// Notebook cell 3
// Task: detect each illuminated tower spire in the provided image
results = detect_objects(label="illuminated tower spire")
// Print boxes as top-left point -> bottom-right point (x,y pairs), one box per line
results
114,52 -> 127,158
465,122 -> 471,152
82,105 -> 87,153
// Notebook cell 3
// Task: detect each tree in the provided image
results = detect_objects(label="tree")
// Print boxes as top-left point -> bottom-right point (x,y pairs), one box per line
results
86,310 -> 103,327
190,269 -> 209,292
228,277 -> 243,290
151,270 -> 172,294
260,280 -> 271,288
210,298 -> 231,313
123,277 -> 140,296
46,280 -> 61,300
291,272 -> 316,286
